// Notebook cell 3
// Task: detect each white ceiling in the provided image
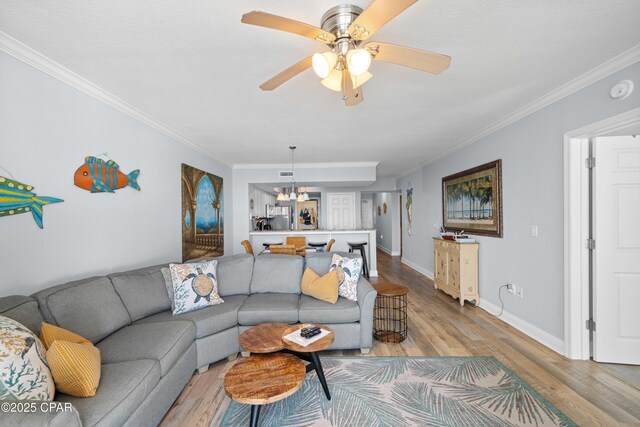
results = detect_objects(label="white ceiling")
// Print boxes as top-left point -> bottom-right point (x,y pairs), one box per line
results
1,1 -> 639,176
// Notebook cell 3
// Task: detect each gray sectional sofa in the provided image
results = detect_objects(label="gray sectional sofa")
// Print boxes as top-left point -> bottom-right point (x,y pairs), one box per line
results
0,252 -> 377,427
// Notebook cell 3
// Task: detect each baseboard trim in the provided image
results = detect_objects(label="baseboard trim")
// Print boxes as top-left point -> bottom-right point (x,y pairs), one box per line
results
478,298 -> 565,356
400,257 -> 434,280
377,245 -> 401,257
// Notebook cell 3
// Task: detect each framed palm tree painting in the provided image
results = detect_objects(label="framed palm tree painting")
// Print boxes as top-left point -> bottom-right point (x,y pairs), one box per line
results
442,160 -> 503,237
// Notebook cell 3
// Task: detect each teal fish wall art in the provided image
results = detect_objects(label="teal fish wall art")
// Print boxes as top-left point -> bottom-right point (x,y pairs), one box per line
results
74,156 -> 140,193
0,176 -> 63,229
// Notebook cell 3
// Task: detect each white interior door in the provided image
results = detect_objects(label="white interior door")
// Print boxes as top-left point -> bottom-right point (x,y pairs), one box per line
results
361,199 -> 373,229
593,135 -> 640,364
327,193 -> 356,230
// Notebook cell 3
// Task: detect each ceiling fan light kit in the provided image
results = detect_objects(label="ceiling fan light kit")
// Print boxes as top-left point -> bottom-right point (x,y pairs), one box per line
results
241,0 -> 451,106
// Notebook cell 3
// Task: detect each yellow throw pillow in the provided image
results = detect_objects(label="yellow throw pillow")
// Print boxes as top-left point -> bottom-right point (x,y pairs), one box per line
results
40,322 -> 91,349
301,267 -> 320,292
301,268 -> 339,304
41,323 -> 101,397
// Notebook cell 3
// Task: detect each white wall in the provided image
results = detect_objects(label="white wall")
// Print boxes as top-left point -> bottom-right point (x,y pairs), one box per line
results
397,62 -> 640,341
373,192 -> 401,255
0,51 -> 233,296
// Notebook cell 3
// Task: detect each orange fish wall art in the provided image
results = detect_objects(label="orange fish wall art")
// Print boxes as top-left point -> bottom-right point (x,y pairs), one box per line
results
74,156 -> 140,193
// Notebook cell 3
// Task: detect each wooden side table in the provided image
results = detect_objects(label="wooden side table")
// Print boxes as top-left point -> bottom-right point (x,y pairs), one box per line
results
239,322 -> 289,354
373,284 -> 409,343
224,353 -> 305,427
282,323 -> 334,400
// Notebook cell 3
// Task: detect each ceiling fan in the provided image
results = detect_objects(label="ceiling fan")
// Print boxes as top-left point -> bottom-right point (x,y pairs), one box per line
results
241,0 -> 451,106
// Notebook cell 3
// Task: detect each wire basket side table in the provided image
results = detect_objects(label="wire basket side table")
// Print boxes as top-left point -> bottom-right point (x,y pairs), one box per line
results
373,284 -> 409,343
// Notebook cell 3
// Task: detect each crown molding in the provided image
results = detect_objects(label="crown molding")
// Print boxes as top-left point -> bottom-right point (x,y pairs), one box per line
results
0,31 -> 233,168
233,161 -> 379,170
397,43 -> 640,180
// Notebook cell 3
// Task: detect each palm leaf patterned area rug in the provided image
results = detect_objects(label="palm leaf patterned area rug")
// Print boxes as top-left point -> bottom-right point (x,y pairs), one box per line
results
220,356 -> 576,427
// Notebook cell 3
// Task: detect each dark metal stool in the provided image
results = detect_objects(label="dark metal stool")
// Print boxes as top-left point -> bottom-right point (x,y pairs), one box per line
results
348,241 -> 369,278
308,242 -> 327,252
373,284 -> 408,343
261,242 -> 283,254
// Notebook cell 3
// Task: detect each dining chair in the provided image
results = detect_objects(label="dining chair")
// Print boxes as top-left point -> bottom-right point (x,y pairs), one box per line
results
269,244 -> 297,255
286,236 -> 307,256
240,240 -> 254,255
326,239 -> 336,252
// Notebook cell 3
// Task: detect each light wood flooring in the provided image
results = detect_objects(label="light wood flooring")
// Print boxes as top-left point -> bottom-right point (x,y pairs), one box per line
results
160,250 -> 640,427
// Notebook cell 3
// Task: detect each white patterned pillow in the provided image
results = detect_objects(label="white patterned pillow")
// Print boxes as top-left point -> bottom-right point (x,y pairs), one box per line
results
168,261 -> 224,314
0,316 -> 55,400
329,254 -> 362,301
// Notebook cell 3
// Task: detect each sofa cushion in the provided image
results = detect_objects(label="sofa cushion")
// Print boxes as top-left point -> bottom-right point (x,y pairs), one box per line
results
109,264 -> 171,322
250,255 -> 304,294
32,277 -> 131,344
237,294 -> 300,325
57,359 -> 160,427
134,295 -> 247,339
304,252 -> 360,276
0,295 -> 44,335
298,295 -> 360,324
96,321 -> 195,376
187,254 -> 254,296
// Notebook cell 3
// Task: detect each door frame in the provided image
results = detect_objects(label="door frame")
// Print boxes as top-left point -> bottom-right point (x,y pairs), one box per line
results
564,107 -> 640,359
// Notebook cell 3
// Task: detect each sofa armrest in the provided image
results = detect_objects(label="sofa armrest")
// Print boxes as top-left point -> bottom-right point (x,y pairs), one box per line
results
357,277 -> 377,350
0,403 -> 82,427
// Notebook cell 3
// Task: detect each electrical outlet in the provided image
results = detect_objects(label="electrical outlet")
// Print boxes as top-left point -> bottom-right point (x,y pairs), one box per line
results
516,287 -> 524,298
531,225 -> 539,238
507,283 -> 516,295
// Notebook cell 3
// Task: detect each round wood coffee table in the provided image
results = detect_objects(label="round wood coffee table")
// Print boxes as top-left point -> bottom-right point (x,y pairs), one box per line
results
373,284 -> 409,343
224,353 -> 305,427
239,322 -> 289,353
282,323 -> 334,400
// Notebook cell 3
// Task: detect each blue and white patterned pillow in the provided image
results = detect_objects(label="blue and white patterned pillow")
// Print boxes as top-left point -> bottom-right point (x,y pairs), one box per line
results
329,254 -> 362,301
168,261 -> 224,314
0,316 -> 55,400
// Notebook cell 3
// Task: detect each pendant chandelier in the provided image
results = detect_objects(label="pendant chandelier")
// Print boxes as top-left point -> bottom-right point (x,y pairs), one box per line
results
277,146 -> 309,202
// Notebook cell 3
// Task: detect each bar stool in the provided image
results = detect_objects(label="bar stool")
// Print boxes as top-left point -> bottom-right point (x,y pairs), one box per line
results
308,241 -> 327,252
261,242 -> 283,254
348,241 -> 369,279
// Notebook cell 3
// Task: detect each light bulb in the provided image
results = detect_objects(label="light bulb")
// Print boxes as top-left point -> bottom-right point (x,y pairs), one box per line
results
346,48 -> 371,76
297,193 -> 305,202
289,190 -> 297,200
321,68 -> 343,92
303,192 -> 310,201
312,52 -> 338,79
277,192 -> 285,201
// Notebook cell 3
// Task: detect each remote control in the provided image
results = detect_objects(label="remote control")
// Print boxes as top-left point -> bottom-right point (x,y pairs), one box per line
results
300,326 -> 320,336
302,328 -> 322,339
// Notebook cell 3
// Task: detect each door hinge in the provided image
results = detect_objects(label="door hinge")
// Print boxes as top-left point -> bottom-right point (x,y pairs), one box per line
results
586,238 -> 596,250
586,319 -> 596,332
585,157 -> 596,169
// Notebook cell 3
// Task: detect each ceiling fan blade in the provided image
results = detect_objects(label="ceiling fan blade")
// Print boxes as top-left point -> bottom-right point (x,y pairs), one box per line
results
242,11 -> 335,44
348,0 -> 418,41
259,56 -> 313,91
342,69 -> 363,106
365,41 -> 451,74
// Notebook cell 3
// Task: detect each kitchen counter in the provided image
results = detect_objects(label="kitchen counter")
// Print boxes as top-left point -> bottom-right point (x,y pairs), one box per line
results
249,229 -> 378,277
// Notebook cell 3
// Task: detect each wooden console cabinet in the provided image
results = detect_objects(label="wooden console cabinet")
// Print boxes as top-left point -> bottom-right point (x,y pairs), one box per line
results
433,238 -> 479,306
